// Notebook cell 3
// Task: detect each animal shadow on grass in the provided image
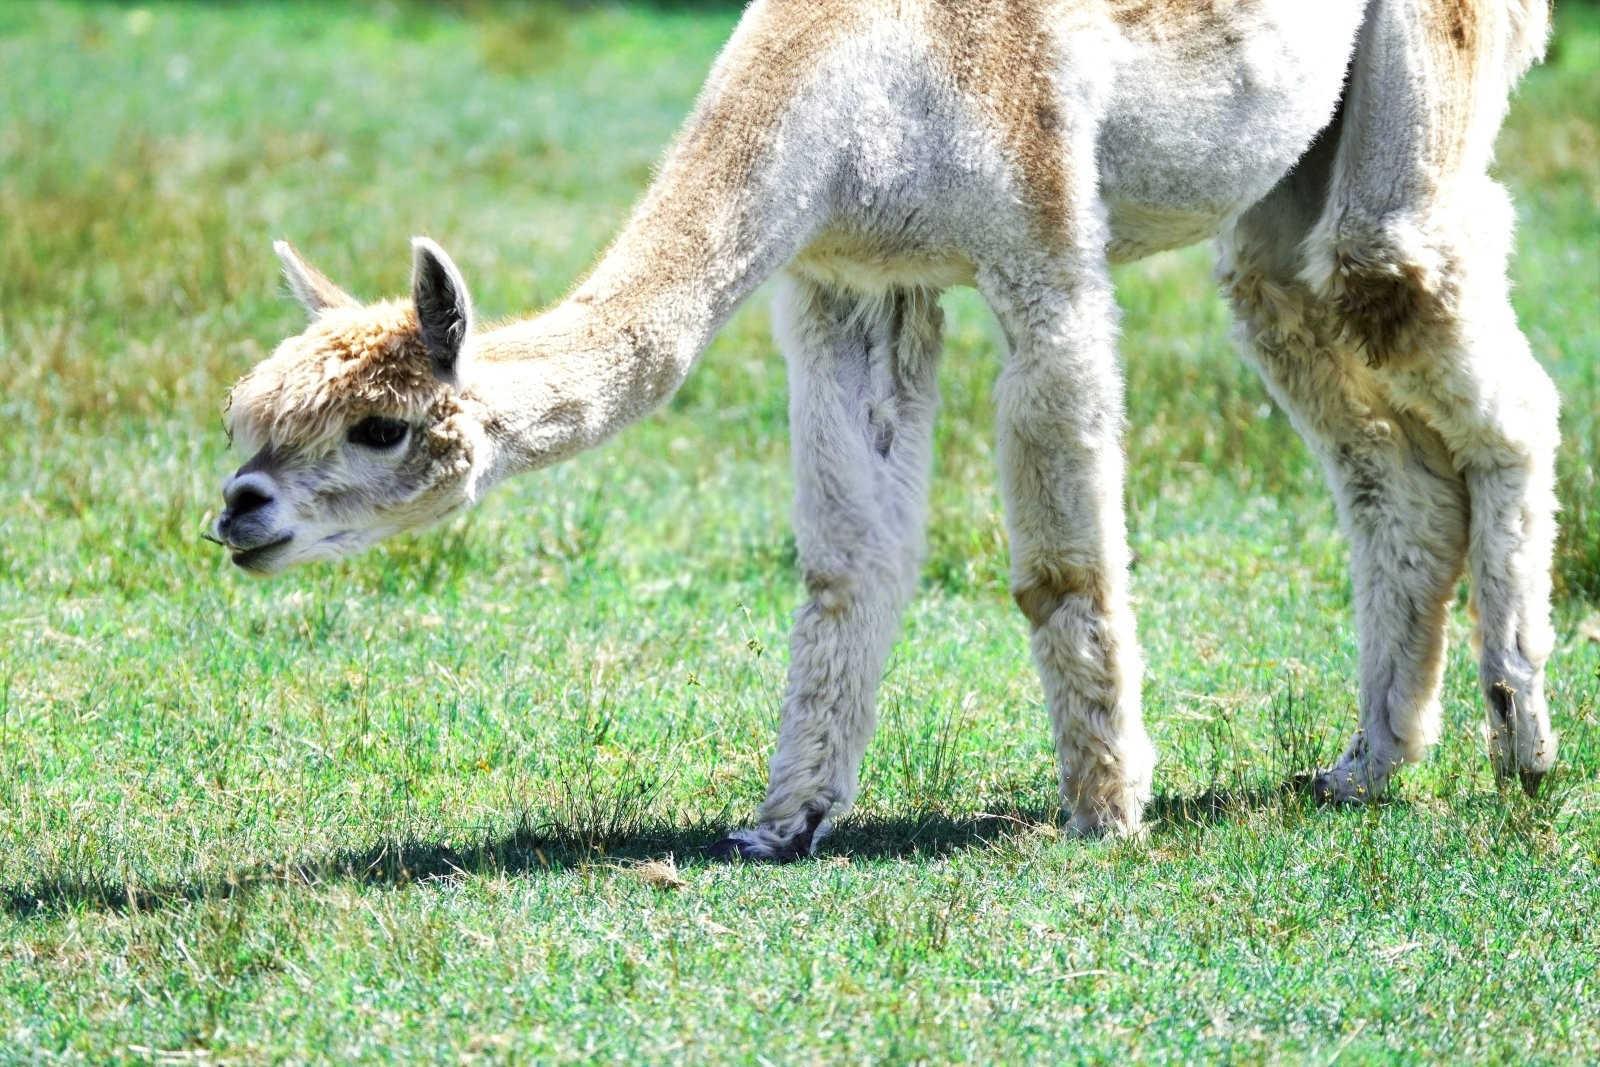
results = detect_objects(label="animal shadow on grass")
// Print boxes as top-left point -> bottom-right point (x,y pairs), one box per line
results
1,779 -> 1325,919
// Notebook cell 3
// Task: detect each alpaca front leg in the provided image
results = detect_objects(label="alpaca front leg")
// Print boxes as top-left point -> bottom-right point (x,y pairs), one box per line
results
983,267 -> 1154,837
711,277 -> 942,861
714,573 -> 907,861
1304,410 -> 1470,803
1467,450 -> 1559,796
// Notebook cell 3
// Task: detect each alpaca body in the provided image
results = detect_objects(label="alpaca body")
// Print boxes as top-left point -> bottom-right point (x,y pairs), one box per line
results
790,0 -> 1367,287
217,0 -> 1560,857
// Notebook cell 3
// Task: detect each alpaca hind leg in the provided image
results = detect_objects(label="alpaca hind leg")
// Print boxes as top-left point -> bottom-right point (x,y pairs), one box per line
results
1314,409 -> 1469,802
1223,181 -> 1470,802
710,276 -> 943,860
1232,285 -> 1469,800
1376,180 -> 1560,794
1238,0 -> 1558,795
981,262 -> 1154,836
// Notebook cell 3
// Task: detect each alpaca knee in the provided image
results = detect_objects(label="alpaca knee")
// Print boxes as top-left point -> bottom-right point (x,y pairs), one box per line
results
1012,564 -> 1107,631
1413,334 -> 1562,475
803,567 -> 856,618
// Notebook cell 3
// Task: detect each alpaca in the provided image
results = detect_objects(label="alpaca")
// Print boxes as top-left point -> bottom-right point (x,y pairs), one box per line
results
214,0 -> 1559,859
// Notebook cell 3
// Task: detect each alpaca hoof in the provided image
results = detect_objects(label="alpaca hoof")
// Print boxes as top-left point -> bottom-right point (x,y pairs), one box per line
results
1065,817 -> 1146,841
1487,736 -> 1554,798
1313,733 -> 1401,805
1312,765 -> 1388,805
706,833 -> 805,863
705,834 -> 758,862
1489,751 -> 1553,798
707,806 -> 827,863
1485,677 -> 1556,799
1312,769 -> 1359,804
1064,796 -> 1146,838
1490,756 -> 1550,798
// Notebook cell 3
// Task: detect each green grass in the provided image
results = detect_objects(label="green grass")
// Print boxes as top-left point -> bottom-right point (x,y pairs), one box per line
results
2,2 -> 1598,1062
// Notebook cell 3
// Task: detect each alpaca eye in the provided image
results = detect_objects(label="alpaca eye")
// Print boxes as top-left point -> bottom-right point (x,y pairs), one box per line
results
348,416 -> 410,450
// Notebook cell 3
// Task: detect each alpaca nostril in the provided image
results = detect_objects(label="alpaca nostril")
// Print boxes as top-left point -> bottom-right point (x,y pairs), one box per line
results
224,483 -> 273,518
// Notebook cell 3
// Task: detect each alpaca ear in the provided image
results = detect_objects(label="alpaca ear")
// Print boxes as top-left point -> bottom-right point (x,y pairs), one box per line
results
273,240 -> 357,315
411,237 -> 473,381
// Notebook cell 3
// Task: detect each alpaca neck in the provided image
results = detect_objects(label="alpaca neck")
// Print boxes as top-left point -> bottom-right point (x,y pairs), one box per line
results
460,35 -> 833,489
462,222 -> 799,487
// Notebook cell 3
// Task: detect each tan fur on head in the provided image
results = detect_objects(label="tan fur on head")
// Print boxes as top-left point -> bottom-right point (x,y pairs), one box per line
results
226,300 -> 444,453
214,303 -> 482,577
212,240 -> 490,575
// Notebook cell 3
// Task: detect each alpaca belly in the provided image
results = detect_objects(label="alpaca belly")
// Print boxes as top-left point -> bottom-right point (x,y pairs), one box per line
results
1092,0 -> 1366,262
1104,201 -> 1234,263
792,228 -> 978,293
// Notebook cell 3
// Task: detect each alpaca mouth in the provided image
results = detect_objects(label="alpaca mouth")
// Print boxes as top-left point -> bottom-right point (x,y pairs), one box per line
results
231,534 -> 293,572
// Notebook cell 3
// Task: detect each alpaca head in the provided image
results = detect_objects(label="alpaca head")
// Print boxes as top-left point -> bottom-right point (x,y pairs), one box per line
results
212,239 -> 488,574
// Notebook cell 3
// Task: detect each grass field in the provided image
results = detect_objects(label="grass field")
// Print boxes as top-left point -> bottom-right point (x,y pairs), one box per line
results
2,2 -> 1598,1061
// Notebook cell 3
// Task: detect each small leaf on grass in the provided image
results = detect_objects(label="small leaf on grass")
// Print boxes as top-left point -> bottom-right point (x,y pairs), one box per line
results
1374,940 -> 1424,964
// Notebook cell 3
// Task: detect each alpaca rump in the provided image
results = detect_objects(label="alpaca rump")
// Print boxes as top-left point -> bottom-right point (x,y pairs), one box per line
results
213,0 -> 1558,857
